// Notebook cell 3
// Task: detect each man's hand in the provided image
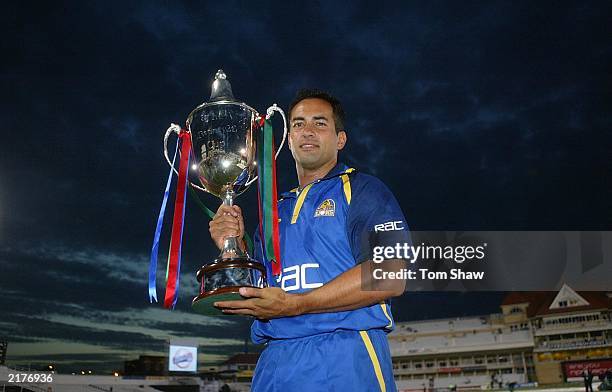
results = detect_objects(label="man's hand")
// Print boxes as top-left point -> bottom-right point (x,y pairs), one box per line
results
214,287 -> 301,320
214,260 -> 405,319
209,205 -> 245,251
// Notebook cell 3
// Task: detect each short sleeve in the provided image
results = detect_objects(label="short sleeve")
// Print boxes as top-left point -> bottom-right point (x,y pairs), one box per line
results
346,173 -> 411,264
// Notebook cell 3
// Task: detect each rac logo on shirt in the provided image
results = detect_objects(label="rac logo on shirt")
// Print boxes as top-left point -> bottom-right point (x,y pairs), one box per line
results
276,263 -> 323,292
374,220 -> 404,232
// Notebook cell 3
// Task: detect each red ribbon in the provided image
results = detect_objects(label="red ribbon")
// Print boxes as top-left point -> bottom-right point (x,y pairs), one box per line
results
256,118 -> 282,276
164,130 -> 192,308
270,140 -> 282,276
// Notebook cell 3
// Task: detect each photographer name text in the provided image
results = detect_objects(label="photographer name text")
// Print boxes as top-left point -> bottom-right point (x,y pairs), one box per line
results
373,268 -> 484,280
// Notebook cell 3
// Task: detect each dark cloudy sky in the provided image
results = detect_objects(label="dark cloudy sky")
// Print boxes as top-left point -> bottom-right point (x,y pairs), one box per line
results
1,1 -> 610,374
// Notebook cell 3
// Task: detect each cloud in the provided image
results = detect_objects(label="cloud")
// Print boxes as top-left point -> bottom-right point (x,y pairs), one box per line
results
0,242 -> 253,372
1,0 -> 610,373
101,116 -> 145,153
0,241 -> 240,313
0,247 -> 249,370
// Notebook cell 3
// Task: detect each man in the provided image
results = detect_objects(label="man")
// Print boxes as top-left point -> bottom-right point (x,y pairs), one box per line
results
210,89 -> 409,391
583,370 -> 594,392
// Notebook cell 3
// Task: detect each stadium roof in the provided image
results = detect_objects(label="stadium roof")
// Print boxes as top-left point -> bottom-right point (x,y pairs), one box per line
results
501,287 -> 611,317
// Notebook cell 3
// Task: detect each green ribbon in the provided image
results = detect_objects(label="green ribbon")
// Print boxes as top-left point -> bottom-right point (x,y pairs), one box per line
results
187,185 -> 253,254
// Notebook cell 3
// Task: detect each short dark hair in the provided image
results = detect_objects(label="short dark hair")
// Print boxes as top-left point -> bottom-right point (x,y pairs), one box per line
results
287,89 -> 345,132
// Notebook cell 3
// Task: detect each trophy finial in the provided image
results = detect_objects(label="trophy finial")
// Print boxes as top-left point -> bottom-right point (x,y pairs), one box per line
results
215,69 -> 226,80
210,69 -> 235,102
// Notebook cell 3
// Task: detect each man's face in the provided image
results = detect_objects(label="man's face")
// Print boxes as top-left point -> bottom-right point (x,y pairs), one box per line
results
288,98 -> 346,171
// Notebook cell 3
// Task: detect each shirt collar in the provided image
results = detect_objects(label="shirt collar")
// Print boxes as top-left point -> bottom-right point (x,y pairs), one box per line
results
280,162 -> 349,199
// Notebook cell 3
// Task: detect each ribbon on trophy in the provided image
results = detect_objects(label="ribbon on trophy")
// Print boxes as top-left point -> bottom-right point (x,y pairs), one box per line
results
148,137 -> 178,303
257,117 -> 283,276
148,125 -> 192,309
186,186 -> 254,255
165,129 -> 192,308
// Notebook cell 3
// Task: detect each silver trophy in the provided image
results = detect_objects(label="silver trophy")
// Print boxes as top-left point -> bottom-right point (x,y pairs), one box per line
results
163,70 -> 286,315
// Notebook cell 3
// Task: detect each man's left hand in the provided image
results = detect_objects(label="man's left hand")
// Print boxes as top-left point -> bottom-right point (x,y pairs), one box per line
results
214,287 -> 301,320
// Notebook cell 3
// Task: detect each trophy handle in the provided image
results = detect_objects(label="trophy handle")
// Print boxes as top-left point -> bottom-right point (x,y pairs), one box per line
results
163,123 -> 207,192
244,104 -> 288,187
266,104 -> 288,160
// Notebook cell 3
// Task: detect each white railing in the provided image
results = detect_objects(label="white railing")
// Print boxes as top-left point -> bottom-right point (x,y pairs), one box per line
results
536,320 -> 612,332
393,317 -> 493,335
536,338 -> 609,351
391,330 -> 533,356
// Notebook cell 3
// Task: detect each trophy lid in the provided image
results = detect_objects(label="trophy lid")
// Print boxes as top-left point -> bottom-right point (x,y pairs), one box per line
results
187,69 -> 258,128
209,69 -> 235,102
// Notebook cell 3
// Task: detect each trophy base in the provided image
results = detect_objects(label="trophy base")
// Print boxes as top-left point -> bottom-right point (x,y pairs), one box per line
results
192,258 -> 267,316
192,288 -> 245,316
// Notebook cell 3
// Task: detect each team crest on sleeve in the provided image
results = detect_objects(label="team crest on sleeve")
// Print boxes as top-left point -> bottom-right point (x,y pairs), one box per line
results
314,199 -> 336,217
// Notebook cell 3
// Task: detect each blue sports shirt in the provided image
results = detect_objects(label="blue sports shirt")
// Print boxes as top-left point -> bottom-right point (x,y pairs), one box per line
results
251,163 -> 409,344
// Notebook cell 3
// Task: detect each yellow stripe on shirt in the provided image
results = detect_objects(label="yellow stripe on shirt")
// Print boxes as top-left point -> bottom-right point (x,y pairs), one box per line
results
380,302 -> 393,329
341,173 -> 352,204
290,183 -> 313,224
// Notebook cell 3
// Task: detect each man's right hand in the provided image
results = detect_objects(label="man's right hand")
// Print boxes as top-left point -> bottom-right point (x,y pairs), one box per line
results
209,205 -> 245,251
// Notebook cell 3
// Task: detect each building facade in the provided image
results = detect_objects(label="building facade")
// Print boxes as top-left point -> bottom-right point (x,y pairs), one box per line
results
389,314 -> 535,391
503,286 -> 612,384
389,285 -> 612,390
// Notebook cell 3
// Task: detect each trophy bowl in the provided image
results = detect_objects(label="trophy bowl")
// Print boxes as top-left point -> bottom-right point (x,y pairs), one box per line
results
186,70 -> 268,315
